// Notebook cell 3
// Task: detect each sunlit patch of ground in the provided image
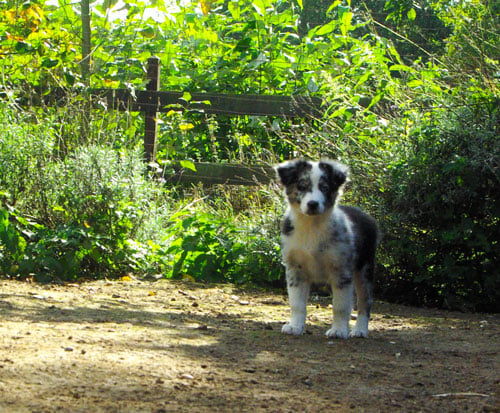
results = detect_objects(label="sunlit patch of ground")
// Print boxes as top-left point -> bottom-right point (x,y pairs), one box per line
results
0,279 -> 498,412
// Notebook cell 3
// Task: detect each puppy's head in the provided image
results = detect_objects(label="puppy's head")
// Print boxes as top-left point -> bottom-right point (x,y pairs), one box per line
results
275,159 -> 348,216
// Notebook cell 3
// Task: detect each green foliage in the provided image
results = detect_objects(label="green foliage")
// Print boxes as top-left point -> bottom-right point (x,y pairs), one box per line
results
163,208 -> 282,285
0,205 -> 27,275
0,202 -> 141,282
165,212 -> 243,282
0,106 -> 282,284
0,131 -> 162,281
0,109 -> 54,208
0,0 -> 498,312
378,101 -> 499,311
360,0 -> 451,64
0,1 -> 80,87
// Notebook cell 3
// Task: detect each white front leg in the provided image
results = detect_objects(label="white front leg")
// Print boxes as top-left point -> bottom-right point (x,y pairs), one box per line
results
351,313 -> 369,338
282,275 -> 310,335
325,283 -> 353,339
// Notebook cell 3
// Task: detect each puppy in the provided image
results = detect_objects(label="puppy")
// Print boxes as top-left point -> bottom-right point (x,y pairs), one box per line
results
275,159 -> 378,338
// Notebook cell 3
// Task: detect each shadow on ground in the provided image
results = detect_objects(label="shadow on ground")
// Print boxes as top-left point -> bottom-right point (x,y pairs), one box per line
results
0,280 -> 498,412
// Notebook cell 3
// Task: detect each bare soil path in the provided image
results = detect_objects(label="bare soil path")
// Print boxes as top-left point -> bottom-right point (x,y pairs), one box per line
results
0,279 -> 498,412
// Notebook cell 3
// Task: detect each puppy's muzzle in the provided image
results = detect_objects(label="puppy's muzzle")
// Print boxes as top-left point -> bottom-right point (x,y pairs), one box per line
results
306,200 -> 320,215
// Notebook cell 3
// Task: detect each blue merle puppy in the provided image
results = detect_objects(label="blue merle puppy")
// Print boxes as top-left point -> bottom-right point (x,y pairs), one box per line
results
275,159 -> 379,338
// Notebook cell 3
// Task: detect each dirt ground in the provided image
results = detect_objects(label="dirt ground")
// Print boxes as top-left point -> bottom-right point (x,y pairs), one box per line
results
0,279 -> 498,413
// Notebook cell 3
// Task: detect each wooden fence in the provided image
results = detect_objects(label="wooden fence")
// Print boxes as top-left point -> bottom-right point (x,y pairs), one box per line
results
25,56 -> 324,185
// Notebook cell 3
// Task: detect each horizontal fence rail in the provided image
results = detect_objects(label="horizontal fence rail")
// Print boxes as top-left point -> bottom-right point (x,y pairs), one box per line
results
24,88 -> 323,118
167,162 -> 274,186
97,89 -> 323,118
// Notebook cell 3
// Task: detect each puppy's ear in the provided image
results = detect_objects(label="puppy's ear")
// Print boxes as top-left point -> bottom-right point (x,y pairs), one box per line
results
275,160 -> 299,186
275,159 -> 309,186
319,159 -> 349,188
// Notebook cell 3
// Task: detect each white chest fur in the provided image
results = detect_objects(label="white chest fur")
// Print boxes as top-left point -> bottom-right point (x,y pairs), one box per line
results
282,207 -> 353,284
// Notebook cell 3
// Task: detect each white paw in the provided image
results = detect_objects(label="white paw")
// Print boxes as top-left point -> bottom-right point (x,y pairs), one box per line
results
350,327 -> 368,338
281,323 -> 305,335
351,315 -> 369,338
325,326 -> 349,339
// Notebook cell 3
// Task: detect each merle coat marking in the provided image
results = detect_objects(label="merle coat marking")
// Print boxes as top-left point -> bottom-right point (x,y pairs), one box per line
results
275,159 -> 378,338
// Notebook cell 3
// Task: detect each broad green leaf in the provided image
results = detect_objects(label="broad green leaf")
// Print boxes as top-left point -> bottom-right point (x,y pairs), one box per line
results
307,76 -> 319,93
252,0 -> 266,16
408,79 -> 424,88
314,21 -> 337,36
340,11 -> 352,36
41,58 -> 59,68
139,26 -> 155,38
390,64 -> 412,72
327,1 -> 342,13
179,160 -> 197,171
228,1 -> 240,18
407,8 -> 416,21
355,71 -> 371,89
248,52 -> 267,69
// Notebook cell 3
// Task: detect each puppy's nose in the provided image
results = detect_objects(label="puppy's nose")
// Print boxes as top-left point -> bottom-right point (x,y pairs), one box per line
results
307,200 -> 319,212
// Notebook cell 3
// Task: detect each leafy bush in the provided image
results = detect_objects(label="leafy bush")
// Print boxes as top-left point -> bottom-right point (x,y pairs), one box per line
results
0,140 -> 168,281
162,207 -> 282,286
0,109 -> 55,211
0,126 -> 282,284
1,206 -> 135,282
377,101 -> 499,311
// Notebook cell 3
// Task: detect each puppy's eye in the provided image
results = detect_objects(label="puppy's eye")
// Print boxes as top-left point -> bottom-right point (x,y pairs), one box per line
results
319,182 -> 330,193
297,180 -> 308,191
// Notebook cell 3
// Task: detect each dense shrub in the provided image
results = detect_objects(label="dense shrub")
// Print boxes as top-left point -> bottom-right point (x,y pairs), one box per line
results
0,138 -> 166,281
377,101 -> 499,311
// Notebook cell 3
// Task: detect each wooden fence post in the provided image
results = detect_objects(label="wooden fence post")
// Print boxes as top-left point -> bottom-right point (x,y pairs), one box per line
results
144,56 -> 160,164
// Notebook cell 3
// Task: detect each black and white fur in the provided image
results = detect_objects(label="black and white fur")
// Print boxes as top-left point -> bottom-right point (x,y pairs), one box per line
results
275,159 -> 378,338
